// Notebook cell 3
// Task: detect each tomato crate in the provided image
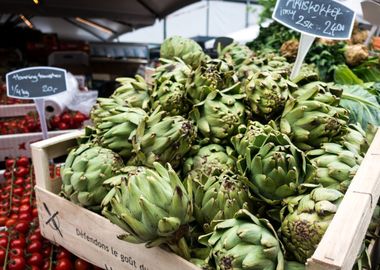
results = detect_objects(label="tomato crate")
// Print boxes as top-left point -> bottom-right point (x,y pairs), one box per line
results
0,104 -> 36,118
30,130 -> 380,270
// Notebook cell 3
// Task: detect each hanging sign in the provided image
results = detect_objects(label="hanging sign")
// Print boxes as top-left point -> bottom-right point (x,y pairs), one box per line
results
6,67 -> 68,140
272,0 -> 355,79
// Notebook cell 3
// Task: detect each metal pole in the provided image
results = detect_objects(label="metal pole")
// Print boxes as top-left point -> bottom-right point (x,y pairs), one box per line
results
245,0 -> 250,28
163,17 -> 167,40
206,0 -> 210,36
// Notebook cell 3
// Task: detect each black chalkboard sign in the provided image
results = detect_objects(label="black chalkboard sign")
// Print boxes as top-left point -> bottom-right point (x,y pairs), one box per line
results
273,0 -> 355,39
6,67 -> 67,99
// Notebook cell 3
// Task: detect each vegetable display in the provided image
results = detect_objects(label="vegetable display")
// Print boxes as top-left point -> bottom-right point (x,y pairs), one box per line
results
59,36 -> 379,269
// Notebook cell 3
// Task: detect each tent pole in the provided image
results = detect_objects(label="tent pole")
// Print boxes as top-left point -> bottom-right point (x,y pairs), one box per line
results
206,0 -> 210,36
245,0 -> 250,28
163,17 -> 167,40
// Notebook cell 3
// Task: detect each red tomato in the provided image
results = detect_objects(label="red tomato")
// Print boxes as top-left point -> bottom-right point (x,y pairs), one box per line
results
12,197 -> 21,204
3,170 -> 11,178
5,218 -> 17,227
13,187 -> 23,197
19,204 -> 31,214
24,183 -> 32,191
0,237 -> 8,248
14,221 -> 29,234
27,240 -> 42,253
0,231 -> 8,238
16,156 -> 29,167
56,248 -> 72,260
61,113 -> 72,124
55,258 -> 73,270
20,197 -> 30,205
0,248 -> 5,265
14,177 -> 24,186
8,256 -> 26,270
10,213 -> 18,219
5,158 -> 15,168
32,208 -> 39,218
41,245 -> 51,257
0,216 -> 7,226
9,247 -> 23,258
58,122 -> 69,130
28,252 -> 43,266
74,258 -> 91,270
42,259 -> 51,270
18,212 -> 32,222
15,167 -> 29,178
10,237 -> 26,249
30,266 -> 40,270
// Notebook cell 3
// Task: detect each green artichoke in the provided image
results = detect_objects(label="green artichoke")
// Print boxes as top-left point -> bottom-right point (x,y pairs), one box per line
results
101,162 -> 192,258
112,75 -> 150,110
187,59 -> 238,104
160,36 -> 207,68
129,110 -> 197,168
285,261 -> 305,270
189,171 -> 253,233
233,122 -> 314,204
245,71 -> 297,121
280,82 -> 349,151
238,53 -> 291,80
95,107 -> 147,159
183,144 -> 236,178
190,84 -> 246,144
218,42 -> 254,69
280,187 -> 343,263
152,58 -> 192,116
341,123 -> 370,157
199,209 -> 285,270
306,142 -> 362,192
61,144 -> 124,211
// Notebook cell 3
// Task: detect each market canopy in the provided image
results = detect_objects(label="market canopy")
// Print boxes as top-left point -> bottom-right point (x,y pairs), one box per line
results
0,0 -> 200,41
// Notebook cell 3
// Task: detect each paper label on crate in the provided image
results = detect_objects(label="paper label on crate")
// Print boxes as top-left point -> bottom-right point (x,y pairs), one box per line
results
6,67 -> 67,99
272,0 -> 355,40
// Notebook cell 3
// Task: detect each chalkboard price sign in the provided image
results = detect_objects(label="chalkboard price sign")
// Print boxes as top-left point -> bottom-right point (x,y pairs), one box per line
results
6,67 -> 67,99
273,0 -> 355,40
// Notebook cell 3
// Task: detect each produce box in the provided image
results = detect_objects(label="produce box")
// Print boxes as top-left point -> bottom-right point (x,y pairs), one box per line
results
0,104 -> 36,118
31,130 -> 380,270
31,131 -> 197,270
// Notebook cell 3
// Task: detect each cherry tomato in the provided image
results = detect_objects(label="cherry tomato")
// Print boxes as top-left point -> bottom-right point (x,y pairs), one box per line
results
0,216 -> 7,226
20,197 -> 30,205
30,266 -> 40,270
14,177 -> 24,186
10,237 -> 26,248
5,218 -> 17,227
15,167 -> 29,178
42,259 -> 51,270
19,204 -> 31,214
12,197 -> 21,205
29,231 -> 42,241
0,231 -> 8,238
24,183 -> 32,191
74,258 -> 91,270
61,113 -> 72,124
58,122 -> 69,130
56,248 -> 72,260
32,208 -> 39,218
41,245 -> 51,257
1,192 -> 9,200
9,247 -> 23,258
55,258 -> 73,270
13,187 -> 24,197
3,170 -> 11,178
27,240 -> 42,253
0,248 -> 5,265
10,213 -> 18,219
5,158 -> 15,168
0,237 -> 8,248
18,212 -> 32,222
8,256 -> 26,270
28,252 -> 43,266
14,221 -> 29,234
16,156 -> 29,167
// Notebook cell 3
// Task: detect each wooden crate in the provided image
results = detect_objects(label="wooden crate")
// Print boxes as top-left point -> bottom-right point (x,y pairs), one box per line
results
31,131 -> 198,270
31,130 -> 380,270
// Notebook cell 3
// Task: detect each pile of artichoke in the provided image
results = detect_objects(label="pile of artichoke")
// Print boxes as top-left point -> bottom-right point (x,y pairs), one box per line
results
60,36 -> 376,269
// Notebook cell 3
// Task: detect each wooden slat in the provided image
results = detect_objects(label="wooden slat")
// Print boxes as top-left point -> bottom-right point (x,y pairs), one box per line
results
307,129 -> 380,270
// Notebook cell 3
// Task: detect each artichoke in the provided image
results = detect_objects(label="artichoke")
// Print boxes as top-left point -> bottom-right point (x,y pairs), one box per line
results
218,42 -> 254,69
189,171 -> 253,233
199,209 -> 285,270
233,121 -> 314,204
183,144 -> 236,178
341,123 -> 370,157
187,59 -> 238,104
285,261 -> 305,270
61,144 -> 124,211
129,110 -> 197,168
152,58 -> 192,116
95,106 -> 147,159
238,53 -> 292,80
306,142 -> 362,192
190,84 -> 246,144
245,71 -> 297,121
160,36 -> 207,68
280,187 -> 344,263
112,75 -> 150,110
280,82 -> 349,151
101,163 -> 192,258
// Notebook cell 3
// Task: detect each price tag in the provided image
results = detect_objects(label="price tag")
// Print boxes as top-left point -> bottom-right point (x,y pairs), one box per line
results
272,0 -> 355,79
361,1 -> 380,46
6,67 -> 68,140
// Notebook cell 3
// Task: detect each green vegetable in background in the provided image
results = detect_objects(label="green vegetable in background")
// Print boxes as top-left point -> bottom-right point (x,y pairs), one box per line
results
334,65 -> 363,85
